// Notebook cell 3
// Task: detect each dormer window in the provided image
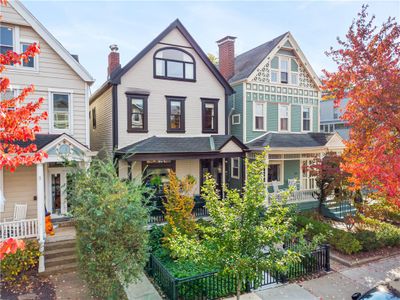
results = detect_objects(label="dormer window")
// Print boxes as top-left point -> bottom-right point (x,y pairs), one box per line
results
154,47 -> 195,81
270,56 -> 299,86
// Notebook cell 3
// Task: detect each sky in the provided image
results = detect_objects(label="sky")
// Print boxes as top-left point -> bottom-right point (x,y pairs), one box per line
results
22,0 -> 399,91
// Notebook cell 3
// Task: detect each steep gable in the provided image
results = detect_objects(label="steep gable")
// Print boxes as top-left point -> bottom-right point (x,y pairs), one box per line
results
4,0 -> 93,83
247,32 -> 321,89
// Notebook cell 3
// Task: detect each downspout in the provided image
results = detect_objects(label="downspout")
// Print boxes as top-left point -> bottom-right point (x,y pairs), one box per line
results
227,92 -> 236,135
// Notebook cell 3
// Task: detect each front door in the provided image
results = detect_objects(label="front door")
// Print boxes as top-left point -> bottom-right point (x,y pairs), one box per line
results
47,168 -> 68,217
200,159 -> 222,194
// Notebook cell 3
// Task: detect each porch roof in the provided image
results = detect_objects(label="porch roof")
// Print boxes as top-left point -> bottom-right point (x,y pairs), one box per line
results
246,132 -> 335,149
115,135 -> 247,160
6,134 -> 62,150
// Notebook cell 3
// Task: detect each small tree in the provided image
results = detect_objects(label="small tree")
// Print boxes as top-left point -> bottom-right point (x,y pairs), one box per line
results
163,171 -> 196,252
168,151 -> 322,299
305,152 -> 350,213
68,158 -> 150,299
323,5 -> 400,207
1,0 -> 47,171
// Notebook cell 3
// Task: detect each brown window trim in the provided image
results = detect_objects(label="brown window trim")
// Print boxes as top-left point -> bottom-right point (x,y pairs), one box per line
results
201,98 -> 219,134
153,47 -> 196,82
127,93 -> 149,133
166,96 -> 186,133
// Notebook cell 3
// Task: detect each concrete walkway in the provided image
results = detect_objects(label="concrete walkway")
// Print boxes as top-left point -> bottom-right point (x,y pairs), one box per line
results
225,254 -> 400,300
124,273 -> 162,300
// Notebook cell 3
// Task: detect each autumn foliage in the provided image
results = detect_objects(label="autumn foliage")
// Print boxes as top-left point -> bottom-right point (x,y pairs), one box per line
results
0,0 -> 47,171
323,6 -> 400,207
162,171 -> 197,251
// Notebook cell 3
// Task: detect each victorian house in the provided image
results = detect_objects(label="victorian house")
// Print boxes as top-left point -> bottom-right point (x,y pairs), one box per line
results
0,0 -> 95,272
89,20 -> 247,203
218,33 -> 345,210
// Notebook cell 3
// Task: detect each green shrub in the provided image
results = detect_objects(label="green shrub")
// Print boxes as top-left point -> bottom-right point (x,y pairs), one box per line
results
68,158 -> 150,299
354,230 -> 383,252
0,240 -> 40,283
360,217 -> 400,247
297,215 -> 362,255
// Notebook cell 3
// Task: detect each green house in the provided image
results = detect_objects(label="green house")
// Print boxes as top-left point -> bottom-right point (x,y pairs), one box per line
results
217,33 -> 345,210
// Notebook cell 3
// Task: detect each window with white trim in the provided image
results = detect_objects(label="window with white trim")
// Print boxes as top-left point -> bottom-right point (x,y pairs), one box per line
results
270,55 -> 299,85
302,106 -> 311,132
280,57 -> 289,84
231,158 -> 240,179
232,114 -> 240,125
267,162 -> 283,184
279,105 -> 289,131
254,102 -> 265,130
0,26 -> 13,55
21,42 -> 35,68
51,92 -> 71,132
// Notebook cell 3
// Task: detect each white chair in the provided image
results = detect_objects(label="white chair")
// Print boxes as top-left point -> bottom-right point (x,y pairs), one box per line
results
4,204 -> 28,222
271,181 -> 280,194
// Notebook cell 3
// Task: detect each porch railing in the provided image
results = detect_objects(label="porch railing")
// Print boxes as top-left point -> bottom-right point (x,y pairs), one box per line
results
0,218 -> 38,240
267,189 -> 318,204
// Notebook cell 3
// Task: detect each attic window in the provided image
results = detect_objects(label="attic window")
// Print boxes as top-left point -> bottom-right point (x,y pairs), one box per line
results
0,26 -> 13,55
154,47 -> 195,81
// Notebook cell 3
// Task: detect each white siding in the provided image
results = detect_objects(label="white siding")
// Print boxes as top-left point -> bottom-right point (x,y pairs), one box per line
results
2,167 -> 37,220
176,160 -> 200,194
1,6 -> 89,146
90,87 -> 113,156
0,3 -> 29,26
117,28 -> 226,149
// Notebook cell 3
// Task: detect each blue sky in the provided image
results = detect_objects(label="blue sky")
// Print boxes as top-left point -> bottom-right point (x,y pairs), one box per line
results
22,1 -> 399,90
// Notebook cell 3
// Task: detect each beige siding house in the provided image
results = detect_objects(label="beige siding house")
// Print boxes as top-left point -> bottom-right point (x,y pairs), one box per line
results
0,0 -> 95,271
90,19 -> 247,198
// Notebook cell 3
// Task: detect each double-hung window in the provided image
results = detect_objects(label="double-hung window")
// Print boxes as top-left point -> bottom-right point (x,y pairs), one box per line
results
201,98 -> 218,133
166,96 -> 185,132
279,105 -> 289,131
254,102 -> 265,131
270,57 -> 279,83
267,163 -> 282,184
280,57 -> 289,84
154,48 -> 195,81
302,106 -> 311,132
0,26 -> 13,55
50,91 -> 72,133
231,158 -> 240,179
21,42 -> 35,68
127,94 -> 148,133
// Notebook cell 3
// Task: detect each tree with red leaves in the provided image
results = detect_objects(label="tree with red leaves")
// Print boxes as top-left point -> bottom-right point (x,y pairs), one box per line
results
323,5 -> 400,207
0,0 -> 48,172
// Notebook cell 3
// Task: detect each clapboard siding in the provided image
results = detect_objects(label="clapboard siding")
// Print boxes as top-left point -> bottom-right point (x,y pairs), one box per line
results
1,167 -> 37,220
90,87 -> 113,156
117,28 -> 226,149
1,6 -> 89,146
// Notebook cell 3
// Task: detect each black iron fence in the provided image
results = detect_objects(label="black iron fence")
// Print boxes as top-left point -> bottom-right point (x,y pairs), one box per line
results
148,195 -> 208,224
146,244 -> 331,300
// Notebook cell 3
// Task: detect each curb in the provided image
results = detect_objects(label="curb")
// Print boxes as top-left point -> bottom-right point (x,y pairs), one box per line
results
331,250 -> 400,267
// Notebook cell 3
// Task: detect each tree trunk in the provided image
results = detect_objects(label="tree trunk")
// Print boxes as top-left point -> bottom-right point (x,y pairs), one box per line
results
236,275 -> 241,300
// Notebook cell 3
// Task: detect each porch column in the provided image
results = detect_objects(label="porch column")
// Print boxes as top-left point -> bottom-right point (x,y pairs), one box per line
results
221,158 -> 226,198
36,163 -> 45,273
0,168 -> 4,213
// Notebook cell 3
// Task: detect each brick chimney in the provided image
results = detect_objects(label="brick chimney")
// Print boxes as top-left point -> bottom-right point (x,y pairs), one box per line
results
217,36 -> 236,81
108,44 -> 120,78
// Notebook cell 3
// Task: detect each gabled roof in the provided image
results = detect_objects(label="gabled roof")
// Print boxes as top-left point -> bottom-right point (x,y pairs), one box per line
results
9,0 -> 94,83
101,19 -> 233,95
229,32 -> 287,83
246,132 -> 337,149
116,135 -> 247,156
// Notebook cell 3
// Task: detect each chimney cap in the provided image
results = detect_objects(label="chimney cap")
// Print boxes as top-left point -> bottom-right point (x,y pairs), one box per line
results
216,36 -> 237,45
109,44 -> 119,52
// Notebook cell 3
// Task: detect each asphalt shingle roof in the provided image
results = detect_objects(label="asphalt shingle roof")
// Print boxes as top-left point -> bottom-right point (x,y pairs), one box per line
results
7,134 -> 61,150
246,132 -> 334,149
229,32 -> 288,83
116,135 -> 241,155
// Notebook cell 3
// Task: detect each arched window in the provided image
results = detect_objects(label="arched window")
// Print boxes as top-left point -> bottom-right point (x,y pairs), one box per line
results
154,47 -> 195,81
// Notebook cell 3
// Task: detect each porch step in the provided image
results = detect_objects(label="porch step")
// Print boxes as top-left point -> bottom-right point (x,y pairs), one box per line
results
322,201 -> 357,221
43,239 -> 77,276
40,262 -> 78,276
45,254 -> 77,268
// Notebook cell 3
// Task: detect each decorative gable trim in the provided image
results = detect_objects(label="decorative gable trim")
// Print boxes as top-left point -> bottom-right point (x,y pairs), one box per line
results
109,19 -> 234,95
9,0 -> 94,83
325,132 -> 345,149
248,32 -> 322,89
